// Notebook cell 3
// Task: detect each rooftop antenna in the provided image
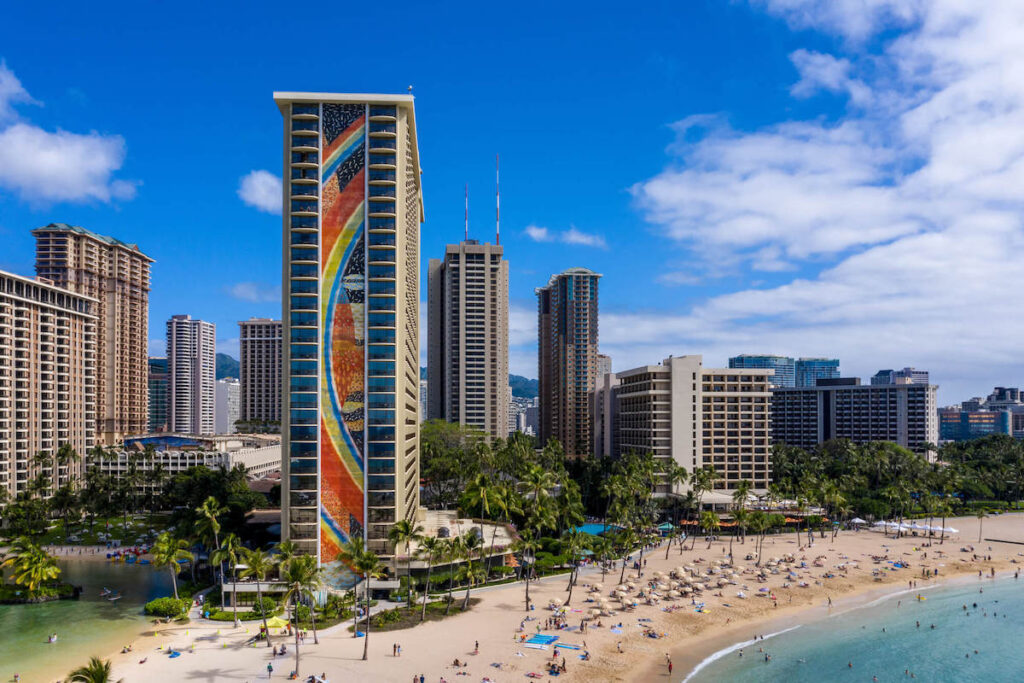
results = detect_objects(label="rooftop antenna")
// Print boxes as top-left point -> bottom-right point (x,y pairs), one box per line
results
464,184 -> 469,241
495,154 -> 500,245
407,85 -> 413,93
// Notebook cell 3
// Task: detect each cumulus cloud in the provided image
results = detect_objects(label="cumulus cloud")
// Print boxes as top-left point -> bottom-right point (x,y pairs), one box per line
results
238,170 -> 282,214
0,62 -> 136,205
227,281 -> 281,303
789,49 -> 872,105
524,224 -> 607,248
0,60 -> 39,122
627,0 -> 1024,402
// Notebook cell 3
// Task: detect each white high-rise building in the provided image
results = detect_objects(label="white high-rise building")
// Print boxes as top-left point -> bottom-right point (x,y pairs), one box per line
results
216,378 -> 240,434
166,315 -> 215,435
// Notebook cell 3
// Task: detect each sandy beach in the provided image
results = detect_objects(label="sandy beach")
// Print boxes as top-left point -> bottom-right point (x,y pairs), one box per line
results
82,513 -> 1024,683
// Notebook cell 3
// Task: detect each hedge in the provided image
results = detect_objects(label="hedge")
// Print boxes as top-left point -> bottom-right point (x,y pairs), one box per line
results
145,597 -> 190,618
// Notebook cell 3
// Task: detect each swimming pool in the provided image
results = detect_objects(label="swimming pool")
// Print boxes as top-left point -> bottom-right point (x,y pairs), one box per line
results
575,523 -> 622,536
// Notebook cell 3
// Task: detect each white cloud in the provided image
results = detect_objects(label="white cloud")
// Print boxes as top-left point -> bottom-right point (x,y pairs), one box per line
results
657,271 -> 701,286
789,49 -> 872,105
0,60 -> 39,122
0,63 -> 136,205
238,170 -> 282,214
525,224 -> 606,248
626,0 -> 1024,402
227,281 -> 281,303
524,225 -> 551,241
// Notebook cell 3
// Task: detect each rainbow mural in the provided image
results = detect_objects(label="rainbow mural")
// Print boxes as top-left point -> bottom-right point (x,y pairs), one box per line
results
319,103 -> 366,586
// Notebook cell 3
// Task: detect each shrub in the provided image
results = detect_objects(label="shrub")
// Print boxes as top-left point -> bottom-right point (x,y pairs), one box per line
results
294,604 -> 311,622
145,597 -> 190,618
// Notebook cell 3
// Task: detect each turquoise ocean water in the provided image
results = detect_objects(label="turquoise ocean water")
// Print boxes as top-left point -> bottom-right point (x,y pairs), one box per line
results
687,576 -> 1024,682
0,558 -> 170,681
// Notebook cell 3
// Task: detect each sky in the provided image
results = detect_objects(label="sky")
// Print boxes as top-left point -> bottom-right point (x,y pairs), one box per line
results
1,0 -> 1023,406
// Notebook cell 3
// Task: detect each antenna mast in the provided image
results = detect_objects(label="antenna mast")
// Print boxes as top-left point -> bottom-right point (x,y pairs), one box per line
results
495,154 -> 500,245
465,183 -> 469,241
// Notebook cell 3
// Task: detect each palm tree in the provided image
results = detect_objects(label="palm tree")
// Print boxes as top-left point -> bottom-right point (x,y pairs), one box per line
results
460,530 -> 483,611
700,510 -> 720,550
731,480 -> 752,512
444,536 -> 466,616
66,656 -> 112,682
416,535 -> 443,622
55,442 -> 79,488
387,519 -> 424,609
512,530 -> 540,612
276,539 -> 299,569
561,528 -> 586,606
151,532 -> 193,601
239,547 -> 278,647
1,537 -> 61,595
976,508 -> 988,542
211,533 -> 244,627
50,484 -> 80,542
351,546 -> 385,661
281,555 -> 320,677
590,536 -> 613,581
195,496 -> 227,582
484,484 -> 521,578
336,537 -> 370,639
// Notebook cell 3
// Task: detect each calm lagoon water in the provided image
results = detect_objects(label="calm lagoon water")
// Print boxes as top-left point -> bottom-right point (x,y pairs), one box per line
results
0,558 -> 171,682
688,576 -> 1024,683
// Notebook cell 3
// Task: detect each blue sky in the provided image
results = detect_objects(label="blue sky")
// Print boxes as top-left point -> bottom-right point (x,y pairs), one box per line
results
2,1 -> 1024,405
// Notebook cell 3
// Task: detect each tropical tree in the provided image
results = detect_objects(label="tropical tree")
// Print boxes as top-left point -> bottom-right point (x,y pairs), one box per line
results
443,535 -> 466,616
211,533 -> 244,627
151,532 -> 193,601
484,484 -> 521,577
1,538 -> 61,595
351,545 -> 385,661
561,528 -> 587,606
590,535 -> 614,580
239,547 -> 278,647
50,484 -> 80,542
700,510 -> 720,550
195,496 -> 227,581
512,530 -> 540,612
976,508 -> 988,543
281,555 -> 322,676
66,656 -> 112,682
460,530 -> 483,611
416,535 -> 444,622
336,537 -> 370,639
387,519 -> 424,608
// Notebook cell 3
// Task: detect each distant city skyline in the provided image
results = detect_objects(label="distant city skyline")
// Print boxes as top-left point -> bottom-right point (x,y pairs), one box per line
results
2,2 -> 1022,406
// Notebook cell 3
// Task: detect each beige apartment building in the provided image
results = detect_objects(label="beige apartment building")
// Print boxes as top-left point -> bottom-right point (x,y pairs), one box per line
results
427,240 -> 509,439
238,318 -> 282,426
275,92 -> 423,570
33,223 -> 152,444
537,267 -> 601,457
0,270 -> 96,499
615,355 -> 773,493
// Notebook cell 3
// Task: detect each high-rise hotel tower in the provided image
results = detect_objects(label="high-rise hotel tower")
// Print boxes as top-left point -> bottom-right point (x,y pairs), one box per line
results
275,93 -> 423,578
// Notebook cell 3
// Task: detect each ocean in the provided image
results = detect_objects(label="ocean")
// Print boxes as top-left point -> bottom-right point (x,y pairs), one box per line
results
686,575 -> 1024,682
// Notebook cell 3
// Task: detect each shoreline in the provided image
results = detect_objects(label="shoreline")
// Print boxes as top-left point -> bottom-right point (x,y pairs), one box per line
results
95,514 -> 1024,683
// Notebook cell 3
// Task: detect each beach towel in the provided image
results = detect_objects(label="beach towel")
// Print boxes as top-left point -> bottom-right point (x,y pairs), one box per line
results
524,644 -> 548,651
555,644 -> 582,650
610,628 -> 623,634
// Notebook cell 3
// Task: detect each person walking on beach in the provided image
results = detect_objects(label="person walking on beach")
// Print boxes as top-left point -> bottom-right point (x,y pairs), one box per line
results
267,662 -> 273,678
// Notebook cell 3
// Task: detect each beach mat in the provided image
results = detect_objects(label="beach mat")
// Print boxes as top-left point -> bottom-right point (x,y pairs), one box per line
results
524,643 -> 549,651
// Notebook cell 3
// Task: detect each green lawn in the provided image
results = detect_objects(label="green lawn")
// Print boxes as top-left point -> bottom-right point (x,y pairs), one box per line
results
21,513 -> 174,546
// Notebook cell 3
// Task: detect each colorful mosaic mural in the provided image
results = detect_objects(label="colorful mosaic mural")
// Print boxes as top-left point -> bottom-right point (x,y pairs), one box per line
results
319,103 -> 365,584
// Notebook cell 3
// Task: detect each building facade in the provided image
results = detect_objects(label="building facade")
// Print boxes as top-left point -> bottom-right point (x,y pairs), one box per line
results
33,223 -> 152,444
166,315 -> 216,435
729,354 -> 795,388
536,268 -> 601,457
216,378 -> 240,434
773,377 -> 938,455
795,358 -> 839,387
614,356 -> 773,492
871,367 -> 929,385
0,270 -> 96,500
590,371 -> 619,458
147,356 -> 169,432
426,240 -> 509,438
276,92 -> 423,572
938,409 -> 1011,442
238,318 -> 282,427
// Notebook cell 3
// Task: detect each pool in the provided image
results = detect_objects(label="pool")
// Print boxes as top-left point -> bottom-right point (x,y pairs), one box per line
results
575,523 -> 621,536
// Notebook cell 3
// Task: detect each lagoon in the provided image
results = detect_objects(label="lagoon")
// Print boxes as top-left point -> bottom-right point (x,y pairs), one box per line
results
0,557 -> 171,682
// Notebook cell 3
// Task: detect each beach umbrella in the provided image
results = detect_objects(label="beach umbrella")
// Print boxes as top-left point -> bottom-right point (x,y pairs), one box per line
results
693,583 -> 705,591
851,517 -> 867,525
945,527 -> 959,533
